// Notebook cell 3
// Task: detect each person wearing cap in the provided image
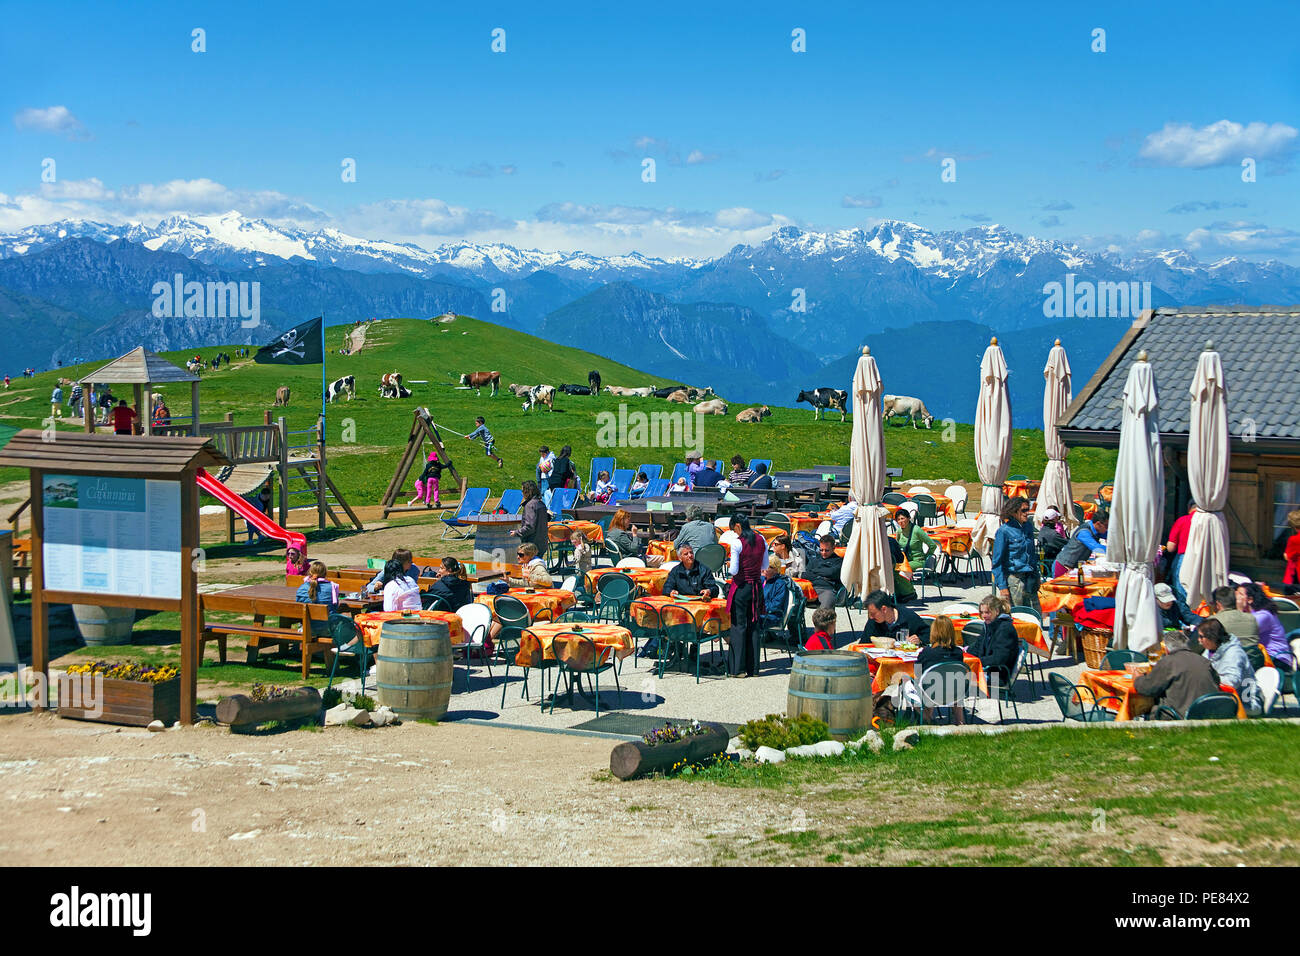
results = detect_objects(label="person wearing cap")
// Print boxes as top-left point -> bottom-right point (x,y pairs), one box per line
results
673,504 -> 716,554
1037,506 -> 1069,566
685,450 -> 705,485
1155,581 -> 1197,630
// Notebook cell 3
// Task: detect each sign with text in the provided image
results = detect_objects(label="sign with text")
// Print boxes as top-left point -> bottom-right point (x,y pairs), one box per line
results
41,475 -> 182,599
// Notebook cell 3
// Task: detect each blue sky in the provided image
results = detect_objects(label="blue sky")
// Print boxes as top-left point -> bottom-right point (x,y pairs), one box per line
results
2,0 -> 1297,260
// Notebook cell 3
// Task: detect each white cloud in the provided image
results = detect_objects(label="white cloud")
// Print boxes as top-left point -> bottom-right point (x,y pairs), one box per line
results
1183,220 -> 1300,257
842,194 -> 882,209
1138,120 -> 1298,168
685,149 -> 720,165
345,198 -> 510,236
13,105 -> 90,140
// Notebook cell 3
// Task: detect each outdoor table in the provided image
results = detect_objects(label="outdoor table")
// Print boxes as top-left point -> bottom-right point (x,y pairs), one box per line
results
843,642 -> 986,695
548,519 -> 604,544
782,511 -> 829,534
918,610 -> 1048,654
1077,670 -> 1246,721
354,610 -> 466,648
1039,574 -> 1118,616
792,578 -> 817,602
1074,499 -> 1097,520
585,566 -> 669,596
777,467 -> 850,484
476,588 -> 576,620
630,594 -> 729,629
647,539 -> 678,562
904,490 -> 955,521
715,523 -> 786,543
517,621 -> 634,667
460,513 -> 523,567
1001,479 -> 1040,501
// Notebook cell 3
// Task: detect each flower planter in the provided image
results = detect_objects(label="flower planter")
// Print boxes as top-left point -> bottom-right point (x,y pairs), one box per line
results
57,674 -> 180,727
610,722 -> 728,780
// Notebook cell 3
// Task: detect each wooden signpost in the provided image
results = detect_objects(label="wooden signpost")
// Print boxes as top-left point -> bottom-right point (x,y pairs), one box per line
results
0,431 -> 231,724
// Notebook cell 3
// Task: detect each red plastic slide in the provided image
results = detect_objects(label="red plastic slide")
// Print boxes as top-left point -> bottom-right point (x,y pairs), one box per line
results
195,468 -> 307,551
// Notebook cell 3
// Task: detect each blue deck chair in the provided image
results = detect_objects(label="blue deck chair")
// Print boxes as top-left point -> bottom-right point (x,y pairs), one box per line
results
548,487 -> 578,517
669,463 -> 690,486
439,487 -> 490,539
643,478 -> 671,497
611,468 -> 635,494
497,489 -> 523,514
748,458 -> 772,475
589,457 -> 616,491
637,464 -> 663,481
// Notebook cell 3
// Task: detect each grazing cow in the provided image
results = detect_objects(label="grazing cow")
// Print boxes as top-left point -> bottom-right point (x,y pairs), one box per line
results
665,389 -> 690,403
459,370 -> 500,396
274,386 -> 291,407
325,375 -> 356,403
693,399 -> 728,416
520,384 -> 556,412
736,405 -> 772,424
379,371 -> 410,399
651,385 -> 688,399
588,370 -> 601,394
686,386 -> 714,401
559,383 -> 592,396
796,388 -> 848,423
506,383 -> 531,397
882,394 -> 935,429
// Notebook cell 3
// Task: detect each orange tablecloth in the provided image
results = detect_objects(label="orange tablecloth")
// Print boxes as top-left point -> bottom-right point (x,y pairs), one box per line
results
1078,670 -> 1246,721
925,525 -> 973,557
903,491 -> 956,521
783,511 -> 830,534
476,588 -> 576,620
1039,574 -> 1118,616
548,520 -> 604,544
1001,479 -> 1040,500
1074,499 -> 1097,520
647,540 -> 678,561
354,610 -> 466,648
793,578 -> 817,602
630,594 -> 729,629
585,566 -> 669,596
517,622 -> 634,666
844,643 -> 985,695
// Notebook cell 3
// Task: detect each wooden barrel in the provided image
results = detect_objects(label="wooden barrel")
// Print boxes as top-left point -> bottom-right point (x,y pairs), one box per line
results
787,650 -> 873,740
73,604 -> 136,646
376,620 -> 453,721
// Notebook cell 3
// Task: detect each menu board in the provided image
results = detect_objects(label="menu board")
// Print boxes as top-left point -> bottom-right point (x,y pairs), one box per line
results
41,475 -> 181,600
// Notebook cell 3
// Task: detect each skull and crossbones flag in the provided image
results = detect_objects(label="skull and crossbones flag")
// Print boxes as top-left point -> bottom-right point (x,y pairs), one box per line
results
254,316 -> 323,365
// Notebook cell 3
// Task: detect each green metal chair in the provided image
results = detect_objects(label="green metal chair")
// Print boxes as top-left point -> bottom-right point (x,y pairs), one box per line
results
990,641 -> 1031,723
1100,648 -> 1147,670
627,600 -> 663,671
761,587 -> 802,663
763,513 -> 792,533
695,544 -> 727,578
1049,672 -> 1121,722
548,632 -> 623,716
493,595 -> 550,706
913,552 -> 944,601
882,492 -> 907,506
911,494 -> 939,526
833,585 -> 862,631
1185,692 -> 1240,720
658,603 -> 725,683
837,516 -> 855,545
595,572 -> 636,625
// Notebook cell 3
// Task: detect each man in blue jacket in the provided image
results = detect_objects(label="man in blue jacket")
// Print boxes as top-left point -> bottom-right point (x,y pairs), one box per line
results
991,497 -> 1041,614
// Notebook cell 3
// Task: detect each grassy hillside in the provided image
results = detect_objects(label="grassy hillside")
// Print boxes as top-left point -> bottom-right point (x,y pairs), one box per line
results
0,316 -> 1118,503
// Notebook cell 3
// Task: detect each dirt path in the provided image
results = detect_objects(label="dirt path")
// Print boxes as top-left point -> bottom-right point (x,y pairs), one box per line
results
0,714 -> 790,865
346,323 -> 368,355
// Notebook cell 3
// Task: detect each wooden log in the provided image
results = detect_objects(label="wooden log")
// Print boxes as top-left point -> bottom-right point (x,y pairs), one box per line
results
609,723 -> 728,780
215,687 -> 322,728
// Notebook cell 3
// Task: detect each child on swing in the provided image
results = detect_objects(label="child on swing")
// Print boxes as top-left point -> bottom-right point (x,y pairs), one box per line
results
407,443 -> 444,508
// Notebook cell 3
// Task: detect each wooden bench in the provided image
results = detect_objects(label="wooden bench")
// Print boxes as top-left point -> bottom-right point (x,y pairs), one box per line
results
200,592 -> 334,678
12,538 -> 31,596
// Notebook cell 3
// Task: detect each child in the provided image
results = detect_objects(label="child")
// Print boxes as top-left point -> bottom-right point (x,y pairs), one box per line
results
570,530 -> 593,578
592,470 -> 616,503
408,449 -> 444,507
804,606 -> 837,651
630,471 -> 649,497
285,545 -> 310,577
466,416 -> 503,467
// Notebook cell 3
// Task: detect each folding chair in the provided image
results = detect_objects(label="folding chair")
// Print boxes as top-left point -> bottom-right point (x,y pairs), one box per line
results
439,487 -> 490,539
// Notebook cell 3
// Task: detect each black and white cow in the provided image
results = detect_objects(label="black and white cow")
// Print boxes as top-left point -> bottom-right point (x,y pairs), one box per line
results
588,370 -> 601,394
378,371 -> 409,398
521,384 -> 556,412
326,375 -> 356,403
559,383 -> 592,396
651,384 -> 688,399
796,387 -> 849,422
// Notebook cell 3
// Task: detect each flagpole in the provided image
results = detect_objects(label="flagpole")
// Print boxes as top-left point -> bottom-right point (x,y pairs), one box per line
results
320,314 -> 327,434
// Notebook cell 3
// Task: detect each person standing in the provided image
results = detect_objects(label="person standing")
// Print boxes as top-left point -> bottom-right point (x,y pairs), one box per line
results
50,384 -> 64,419
725,515 -> 768,678
109,399 -> 137,436
536,445 -> 556,505
512,480 -> 550,559
1163,504 -> 1197,604
408,451 -> 444,508
549,445 -> 576,492
991,496 -> 1041,614
1282,509 -> 1300,597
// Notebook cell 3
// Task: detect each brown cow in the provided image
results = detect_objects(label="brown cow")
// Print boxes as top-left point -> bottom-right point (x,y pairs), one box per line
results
665,389 -> 690,403
274,386 -> 291,407
736,405 -> 771,423
460,370 -> 500,396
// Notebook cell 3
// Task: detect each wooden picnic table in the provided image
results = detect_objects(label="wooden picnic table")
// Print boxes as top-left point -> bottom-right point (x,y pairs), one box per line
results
199,584 -> 334,678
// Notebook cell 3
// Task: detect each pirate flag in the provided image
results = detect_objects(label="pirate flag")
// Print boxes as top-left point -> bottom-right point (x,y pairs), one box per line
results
254,316 -> 323,365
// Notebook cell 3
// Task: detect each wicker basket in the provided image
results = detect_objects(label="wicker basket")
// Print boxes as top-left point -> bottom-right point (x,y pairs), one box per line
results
1080,627 -> 1113,669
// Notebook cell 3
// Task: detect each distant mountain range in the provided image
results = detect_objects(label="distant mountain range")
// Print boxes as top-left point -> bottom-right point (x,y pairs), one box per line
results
2,212 -> 1297,425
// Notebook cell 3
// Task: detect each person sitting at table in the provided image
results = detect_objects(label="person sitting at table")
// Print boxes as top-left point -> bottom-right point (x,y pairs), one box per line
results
992,496 -> 1041,615
1212,585 -> 1261,656
728,455 -> 754,486
889,536 -> 918,603
749,462 -> 773,490
966,595 -> 1019,689
664,543 -> 718,599
771,533 -> 805,577
286,545 -> 310,578
295,560 -> 340,635
668,475 -> 690,494
1036,506 -> 1069,566
911,615 -> 966,725
1197,618 -> 1262,716
1134,629 -> 1220,720
1153,582 -> 1197,631
821,498 -> 856,539
673,505 -> 716,554
426,557 -> 473,610
693,459 -> 723,488
1237,581 -> 1294,671
381,558 -> 423,612
760,556 -> 792,629
570,530 -> 594,579
895,508 -> 937,572
508,541 -> 553,589
365,548 -> 422,595
592,470 -> 616,503
607,509 -> 666,567
805,534 -> 844,609
864,590 -> 932,645
804,606 -> 837,651
1053,511 -> 1108,576
629,471 -> 650,497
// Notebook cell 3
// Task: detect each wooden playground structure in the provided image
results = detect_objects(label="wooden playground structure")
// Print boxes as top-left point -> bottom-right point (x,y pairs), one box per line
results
379,407 -> 466,518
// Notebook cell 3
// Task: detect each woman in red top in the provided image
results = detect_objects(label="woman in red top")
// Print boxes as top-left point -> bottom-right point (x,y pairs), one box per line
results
1163,504 -> 1196,603
1284,509 -> 1300,596
726,515 -> 768,678
109,399 -> 137,435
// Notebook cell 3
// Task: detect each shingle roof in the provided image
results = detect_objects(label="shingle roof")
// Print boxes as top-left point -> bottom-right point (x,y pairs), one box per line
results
1060,306 -> 1300,443
80,347 -> 199,385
